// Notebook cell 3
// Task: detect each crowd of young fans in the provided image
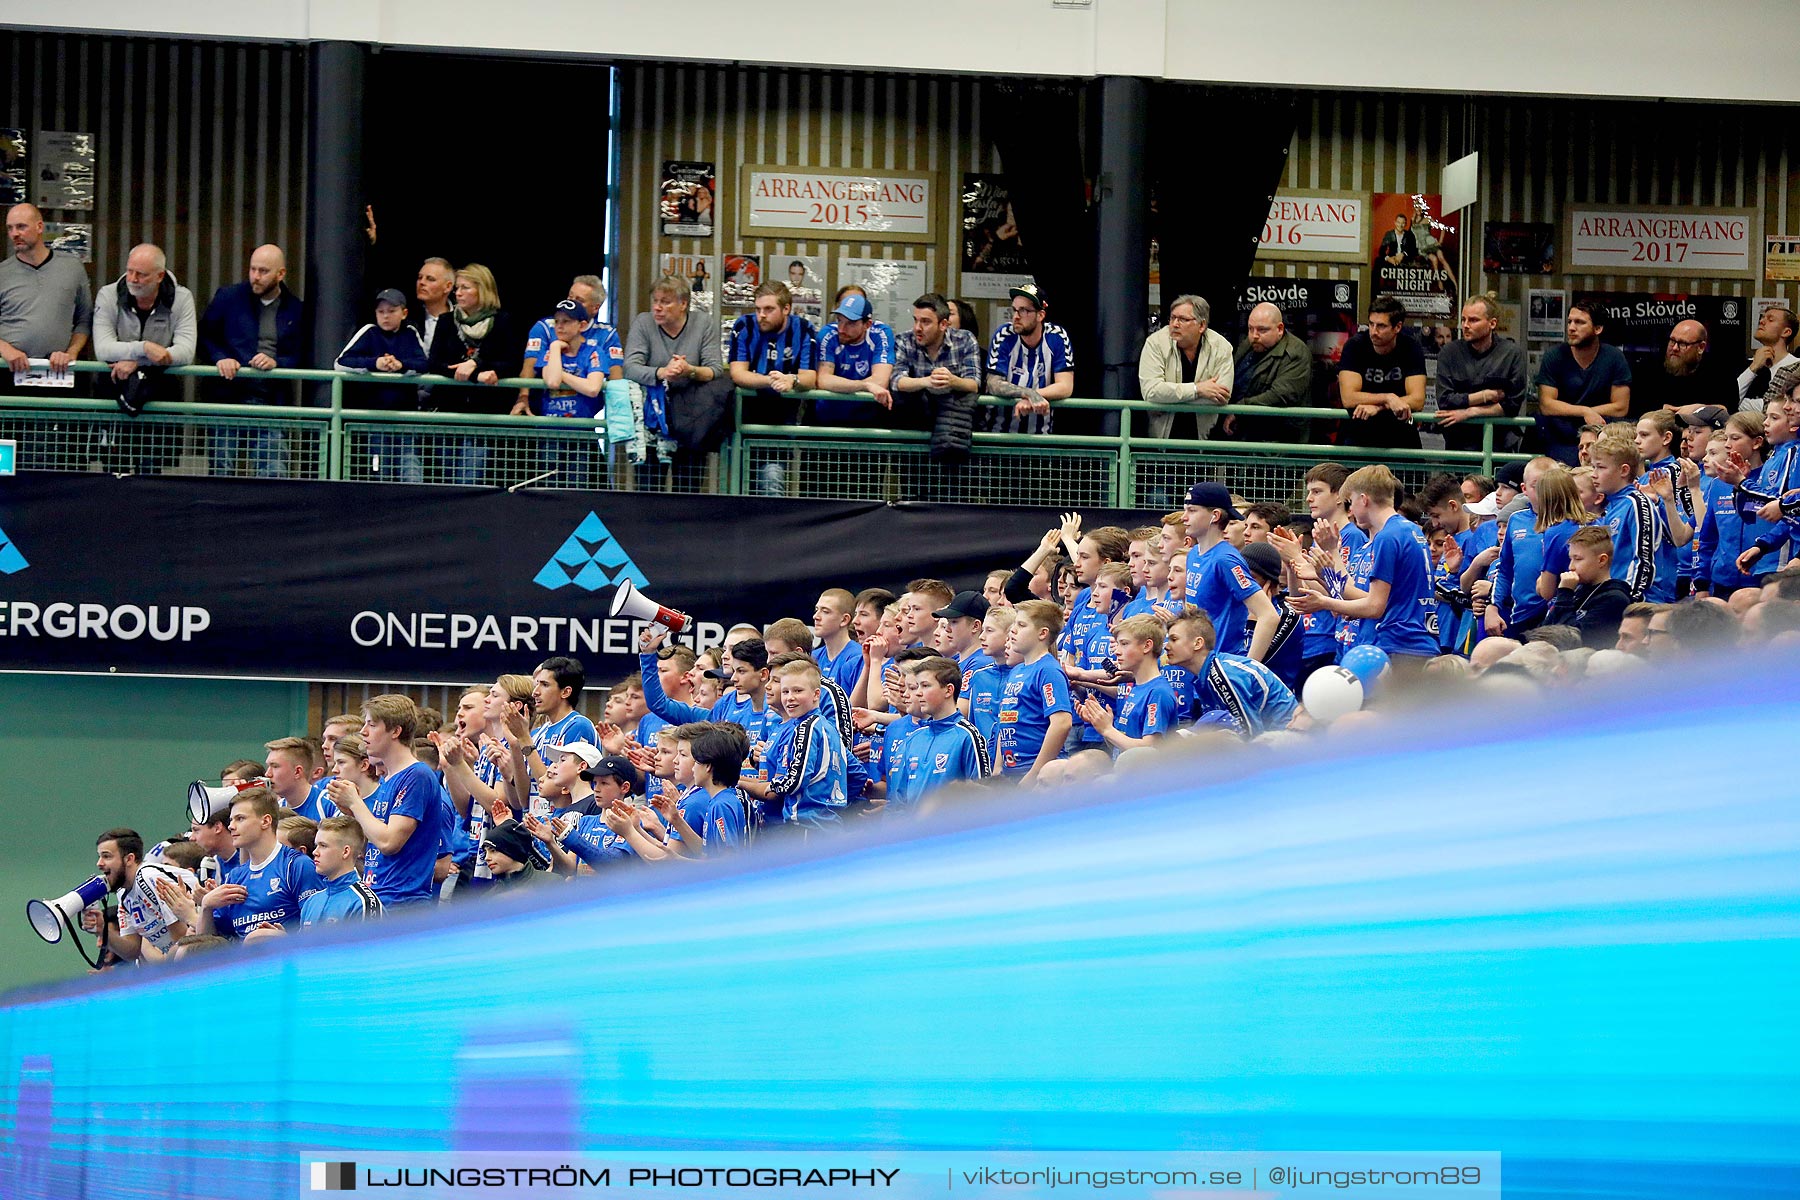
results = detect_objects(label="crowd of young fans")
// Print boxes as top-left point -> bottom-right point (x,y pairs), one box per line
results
78,385 -> 1800,968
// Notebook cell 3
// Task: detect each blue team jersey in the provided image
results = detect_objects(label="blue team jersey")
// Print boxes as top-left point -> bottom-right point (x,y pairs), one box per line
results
524,317 -> 625,372
730,313 -> 819,379
295,776 -> 337,822
1254,597 -> 1306,692
995,655 -> 1073,776
1112,675 -> 1178,745
212,843 -> 323,937
1541,519 -> 1580,582
817,321 -> 894,380
1363,514 -> 1439,656
956,648 -> 996,693
1185,541 -> 1260,658
766,709 -> 848,825
1188,652 -> 1301,738
1602,486 -> 1661,601
1494,507 -> 1548,629
559,813 -> 633,868
1638,458 -> 1685,601
891,714 -> 990,806
362,760 -> 444,907
690,786 -> 747,850
638,652 -> 779,776
987,323 -> 1075,433
812,639 -> 864,693
1696,472 -> 1778,589
1301,522 -> 1351,659
1332,523 -> 1372,656
877,714 -> 921,798
1118,586 -> 1159,623
1062,590 -> 1116,744
1438,523 -> 1497,656
299,871 -> 382,928
964,663 -> 1009,750
533,711 -> 599,768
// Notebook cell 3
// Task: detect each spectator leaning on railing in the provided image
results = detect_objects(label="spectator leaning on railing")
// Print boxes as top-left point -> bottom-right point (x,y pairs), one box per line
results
1138,293 -> 1233,441
93,241 -> 196,424
1224,302 -> 1311,444
622,273 -> 730,467
0,201 -> 92,391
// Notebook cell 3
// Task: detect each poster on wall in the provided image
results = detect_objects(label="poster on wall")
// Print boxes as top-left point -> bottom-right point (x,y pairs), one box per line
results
839,256 -> 929,332
1370,192 -> 1459,318
776,254 -> 828,323
1526,288 -> 1568,341
1259,191 -> 1366,263
741,164 -> 934,243
32,130 -> 94,210
1577,291 -> 1751,364
721,253 -> 763,306
960,174 -> 1033,300
1565,203 -> 1757,279
44,221 -> 91,263
1224,276 -> 1361,380
0,128 -> 26,205
659,252 -> 717,317
659,161 -> 716,238
1482,221 -> 1556,275
1765,235 -> 1800,282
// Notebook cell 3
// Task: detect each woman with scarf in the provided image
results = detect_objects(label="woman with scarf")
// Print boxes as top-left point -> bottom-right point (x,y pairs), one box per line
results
447,263 -> 522,406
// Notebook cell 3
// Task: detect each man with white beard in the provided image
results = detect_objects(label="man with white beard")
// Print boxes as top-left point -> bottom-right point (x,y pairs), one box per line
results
93,241 -> 196,416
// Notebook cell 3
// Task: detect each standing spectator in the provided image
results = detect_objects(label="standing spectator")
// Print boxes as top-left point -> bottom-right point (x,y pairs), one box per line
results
92,242 -> 195,414
892,293 -> 983,463
1536,299 -> 1631,465
1337,296 -> 1427,449
1632,319 -> 1739,417
1738,304 -> 1798,413
1138,294 -> 1233,441
1434,294 -> 1527,453
407,257 -> 462,378
447,263 -> 521,396
622,274 -> 729,472
1227,302 -> 1313,444
1542,526 -> 1634,647
728,280 -> 818,426
0,202 -> 92,392
985,283 -> 1075,435
813,291 -> 894,425
199,244 -> 306,476
334,289 -> 430,482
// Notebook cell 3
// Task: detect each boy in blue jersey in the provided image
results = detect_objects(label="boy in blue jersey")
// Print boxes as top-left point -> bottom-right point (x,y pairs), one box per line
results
933,590 -> 993,683
960,605 -> 1013,751
655,724 -> 751,853
729,281 -> 819,426
1729,391 -> 1800,573
1695,426 -> 1780,597
1632,411 -> 1696,602
262,735 -> 319,820
1119,526 -> 1166,621
330,694 -> 445,909
1590,431 -> 1662,601
1296,463 -> 1368,674
889,656 -> 991,807
639,629 -> 780,781
1482,457 -> 1556,637
525,656 -> 598,783
813,290 -> 895,425
1076,615 -> 1179,753
741,658 -> 847,828
811,588 -> 864,693
1288,464 -> 1440,681
300,815 -> 382,928
1163,605 -> 1305,737
1183,481 -> 1280,662
198,788 -> 324,939
1060,526 -> 1133,747
864,650 -> 934,804
996,599 -> 1074,785
1421,473 -> 1498,655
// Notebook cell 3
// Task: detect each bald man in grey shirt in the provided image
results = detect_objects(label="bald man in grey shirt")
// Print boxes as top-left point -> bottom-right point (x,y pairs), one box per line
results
0,203 -> 91,384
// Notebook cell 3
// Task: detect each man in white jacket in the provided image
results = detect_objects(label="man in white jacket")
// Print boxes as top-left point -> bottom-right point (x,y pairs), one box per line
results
1138,293 -> 1233,440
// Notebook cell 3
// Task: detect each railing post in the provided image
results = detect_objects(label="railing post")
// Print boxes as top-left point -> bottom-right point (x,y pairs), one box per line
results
1116,402 -> 1134,508
1480,419 -> 1494,477
729,388 -> 745,497
327,376 -> 344,480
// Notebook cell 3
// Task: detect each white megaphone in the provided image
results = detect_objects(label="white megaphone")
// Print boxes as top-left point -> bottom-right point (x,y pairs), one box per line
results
609,579 -> 693,634
189,776 -> 270,823
26,874 -> 110,945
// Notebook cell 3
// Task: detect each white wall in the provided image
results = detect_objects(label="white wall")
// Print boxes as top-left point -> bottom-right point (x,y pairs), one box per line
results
18,0 -> 1800,104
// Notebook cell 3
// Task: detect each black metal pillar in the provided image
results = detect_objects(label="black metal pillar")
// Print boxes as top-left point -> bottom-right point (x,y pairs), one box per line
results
304,41 -> 367,386
1094,76 -> 1151,424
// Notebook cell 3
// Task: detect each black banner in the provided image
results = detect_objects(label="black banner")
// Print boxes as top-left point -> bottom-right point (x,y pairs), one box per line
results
0,475 -> 1162,683
1576,290 -> 1750,366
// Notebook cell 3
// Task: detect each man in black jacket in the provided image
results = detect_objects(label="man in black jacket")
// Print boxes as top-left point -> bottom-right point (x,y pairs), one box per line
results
198,244 -> 306,476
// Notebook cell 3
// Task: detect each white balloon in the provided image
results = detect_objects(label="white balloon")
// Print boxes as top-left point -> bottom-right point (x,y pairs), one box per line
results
1301,665 -> 1364,724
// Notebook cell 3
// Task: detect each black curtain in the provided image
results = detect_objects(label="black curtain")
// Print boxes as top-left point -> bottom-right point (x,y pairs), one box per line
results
362,52 -> 612,327
981,80 -> 1099,400
1148,86 -> 1298,332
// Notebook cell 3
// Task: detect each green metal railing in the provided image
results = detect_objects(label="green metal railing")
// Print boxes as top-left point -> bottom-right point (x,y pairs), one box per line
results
0,363 -> 1533,506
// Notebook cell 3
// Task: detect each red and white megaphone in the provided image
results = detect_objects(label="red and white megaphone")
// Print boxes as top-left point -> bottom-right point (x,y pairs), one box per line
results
609,580 -> 693,634
188,776 -> 271,823
26,874 -> 109,946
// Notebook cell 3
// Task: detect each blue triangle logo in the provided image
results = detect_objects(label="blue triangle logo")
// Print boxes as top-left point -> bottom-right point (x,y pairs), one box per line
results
533,512 -> 647,593
0,526 -> 26,576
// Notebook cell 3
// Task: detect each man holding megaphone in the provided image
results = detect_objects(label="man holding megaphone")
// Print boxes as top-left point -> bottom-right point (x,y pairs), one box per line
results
84,828 -> 199,963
